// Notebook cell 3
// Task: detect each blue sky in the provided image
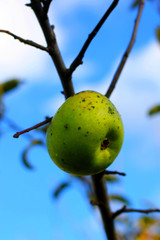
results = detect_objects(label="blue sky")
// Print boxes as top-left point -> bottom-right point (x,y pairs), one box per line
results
0,1 -> 160,239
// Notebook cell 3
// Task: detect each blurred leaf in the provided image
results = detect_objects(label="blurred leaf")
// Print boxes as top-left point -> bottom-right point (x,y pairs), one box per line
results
53,182 -> 70,198
22,140 -> 44,169
104,175 -> 119,183
130,0 -> 140,9
109,195 -> 130,205
155,26 -> 160,43
135,216 -> 160,240
148,105 -> 160,116
138,216 -> 157,228
0,79 -> 22,95
22,150 -> 33,169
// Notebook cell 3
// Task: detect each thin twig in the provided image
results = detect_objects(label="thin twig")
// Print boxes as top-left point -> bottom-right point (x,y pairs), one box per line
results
68,0 -> 119,75
105,0 -> 145,98
13,117 -> 52,138
104,170 -> 126,176
112,205 -> 160,219
0,30 -> 49,52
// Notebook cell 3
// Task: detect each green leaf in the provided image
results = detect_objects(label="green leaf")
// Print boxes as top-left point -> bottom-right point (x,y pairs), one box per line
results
0,79 -> 22,94
53,182 -> 70,198
109,195 -> 130,205
155,26 -> 160,43
148,105 -> 160,116
138,216 -> 157,228
22,140 -> 44,169
22,149 -> 33,169
130,0 -> 140,9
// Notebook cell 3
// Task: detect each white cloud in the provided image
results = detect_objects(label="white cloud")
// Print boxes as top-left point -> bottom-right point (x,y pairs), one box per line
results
0,1 -> 48,81
91,41 -> 160,132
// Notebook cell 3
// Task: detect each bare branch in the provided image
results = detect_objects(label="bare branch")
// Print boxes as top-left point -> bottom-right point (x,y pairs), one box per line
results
104,170 -> 126,176
13,117 -> 52,138
68,0 -> 119,75
43,0 -> 53,16
30,0 -> 75,99
0,30 -> 49,52
112,205 -> 160,219
105,0 -> 145,98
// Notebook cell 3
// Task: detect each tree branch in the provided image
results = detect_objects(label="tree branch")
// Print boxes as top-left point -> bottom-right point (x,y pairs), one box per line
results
13,117 -> 52,138
30,0 -> 74,99
104,170 -> 126,176
91,3 -> 145,239
105,0 -> 145,98
43,0 -> 53,16
112,205 -> 160,219
0,30 -> 48,52
68,0 -> 119,75
92,173 -> 118,240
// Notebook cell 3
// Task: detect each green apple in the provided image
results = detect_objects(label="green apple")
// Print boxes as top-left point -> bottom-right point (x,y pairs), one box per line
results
46,90 -> 124,176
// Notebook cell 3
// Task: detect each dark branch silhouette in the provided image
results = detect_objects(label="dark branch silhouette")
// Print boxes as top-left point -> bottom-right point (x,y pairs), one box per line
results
43,0 -> 53,16
92,173 -> 117,240
0,30 -> 48,52
68,0 -> 119,75
104,170 -> 126,176
113,205 -> 160,219
30,0 -> 75,99
105,0 -> 145,98
13,117 -> 52,138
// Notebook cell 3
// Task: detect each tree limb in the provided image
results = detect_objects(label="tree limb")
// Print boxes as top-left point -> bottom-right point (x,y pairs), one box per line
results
92,173 -> 118,240
91,2 -> 145,239
105,0 -> 145,98
104,170 -> 126,176
13,117 -> 52,138
30,0 -> 75,99
112,205 -> 160,219
0,30 -> 48,52
68,0 -> 119,75
43,0 -> 53,16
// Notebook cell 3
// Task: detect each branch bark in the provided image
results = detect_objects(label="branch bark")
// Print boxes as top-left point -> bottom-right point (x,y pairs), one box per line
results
68,0 -> 119,76
113,205 -> 160,219
104,170 -> 126,176
105,0 -> 145,98
13,117 -> 52,138
0,29 -> 48,52
92,173 -> 118,240
30,0 -> 75,99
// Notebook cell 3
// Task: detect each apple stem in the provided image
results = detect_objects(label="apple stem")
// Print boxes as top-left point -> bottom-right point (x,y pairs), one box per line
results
13,117 -> 52,138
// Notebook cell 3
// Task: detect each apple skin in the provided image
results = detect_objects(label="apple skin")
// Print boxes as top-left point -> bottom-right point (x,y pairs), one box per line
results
46,91 -> 124,176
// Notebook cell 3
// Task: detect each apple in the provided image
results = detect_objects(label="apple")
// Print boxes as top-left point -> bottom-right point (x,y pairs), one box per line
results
46,90 -> 124,176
